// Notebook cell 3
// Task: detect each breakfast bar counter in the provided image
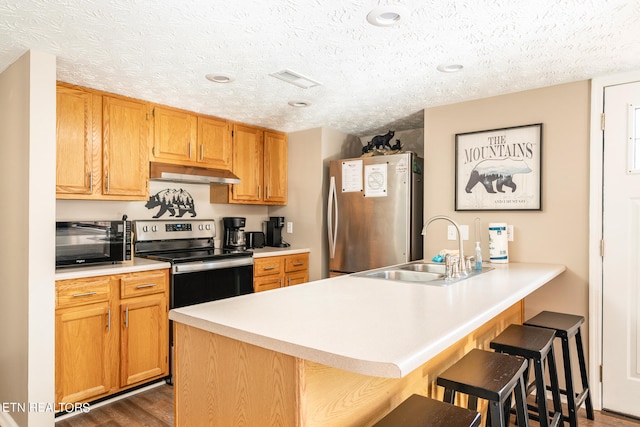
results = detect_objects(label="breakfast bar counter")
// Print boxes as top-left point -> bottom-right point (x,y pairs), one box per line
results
170,262 -> 565,426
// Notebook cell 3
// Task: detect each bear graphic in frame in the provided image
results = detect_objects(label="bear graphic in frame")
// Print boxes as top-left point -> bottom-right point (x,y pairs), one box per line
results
455,124 -> 542,211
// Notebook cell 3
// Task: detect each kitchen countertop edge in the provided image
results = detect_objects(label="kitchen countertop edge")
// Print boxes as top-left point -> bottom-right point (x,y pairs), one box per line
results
250,247 -> 310,258
55,257 -> 172,280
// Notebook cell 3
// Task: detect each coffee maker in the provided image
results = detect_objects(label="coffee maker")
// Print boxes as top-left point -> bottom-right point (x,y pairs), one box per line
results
223,217 -> 246,251
265,216 -> 289,247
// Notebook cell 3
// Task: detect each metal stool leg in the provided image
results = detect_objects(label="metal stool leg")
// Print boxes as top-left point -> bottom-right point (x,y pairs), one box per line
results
575,329 -> 594,420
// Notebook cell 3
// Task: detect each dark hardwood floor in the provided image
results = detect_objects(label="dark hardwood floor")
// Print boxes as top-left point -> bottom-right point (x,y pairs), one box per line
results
55,384 -> 639,426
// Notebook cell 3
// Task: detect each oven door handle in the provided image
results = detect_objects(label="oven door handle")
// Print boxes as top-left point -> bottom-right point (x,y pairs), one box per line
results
172,257 -> 254,274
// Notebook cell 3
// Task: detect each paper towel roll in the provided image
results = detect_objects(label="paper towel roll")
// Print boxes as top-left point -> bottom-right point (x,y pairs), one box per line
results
488,223 -> 508,263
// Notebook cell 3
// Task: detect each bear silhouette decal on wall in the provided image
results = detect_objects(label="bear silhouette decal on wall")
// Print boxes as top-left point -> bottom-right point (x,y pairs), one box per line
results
465,158 -> 532,194
145,188 -> 196,218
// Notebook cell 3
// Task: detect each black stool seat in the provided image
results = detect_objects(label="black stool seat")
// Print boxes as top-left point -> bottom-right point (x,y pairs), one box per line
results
490,324 -> 563,427
524,311 -> 594,427
437,349 -> 530,427
373,394 -> 482,427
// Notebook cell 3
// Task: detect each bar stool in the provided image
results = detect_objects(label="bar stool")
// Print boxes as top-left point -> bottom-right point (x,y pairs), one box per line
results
490,324 -> 563,427
524,311 -> 594,427
437,349 -> 530,427
373,394 -> 482,427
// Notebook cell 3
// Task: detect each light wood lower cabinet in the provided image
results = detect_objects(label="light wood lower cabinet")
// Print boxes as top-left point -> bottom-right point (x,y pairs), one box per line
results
253,253 -> 309,292
55,269 -> 169,409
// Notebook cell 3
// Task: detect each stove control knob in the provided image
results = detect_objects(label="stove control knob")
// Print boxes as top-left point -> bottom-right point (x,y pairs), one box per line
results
142,225 -> 149,232
198,224 -> 204,230
205,224 -> 211,230
151,225 -> 158,232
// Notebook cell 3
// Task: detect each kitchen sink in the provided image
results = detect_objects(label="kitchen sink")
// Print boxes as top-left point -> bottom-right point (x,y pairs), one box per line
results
354,261 -> 492,286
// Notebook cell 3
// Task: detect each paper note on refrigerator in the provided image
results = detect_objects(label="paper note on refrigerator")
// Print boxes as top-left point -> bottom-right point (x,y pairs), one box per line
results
364,163 -> 387,197
341,160 -> 363,192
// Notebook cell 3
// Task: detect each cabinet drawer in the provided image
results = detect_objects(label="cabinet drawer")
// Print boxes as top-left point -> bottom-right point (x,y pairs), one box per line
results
56,277 -> 111,309
253,275 -> 283,292
254,257 -> 283,277
285,253 -> 308,272
120,270 -> 168,299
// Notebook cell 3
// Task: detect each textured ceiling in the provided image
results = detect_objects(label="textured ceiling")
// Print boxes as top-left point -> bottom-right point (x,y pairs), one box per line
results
1,0 -> 639,136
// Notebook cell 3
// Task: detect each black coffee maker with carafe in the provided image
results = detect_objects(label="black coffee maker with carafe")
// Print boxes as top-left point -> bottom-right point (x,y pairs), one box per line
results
265,216 -> 290,247
223,217 -> 246,251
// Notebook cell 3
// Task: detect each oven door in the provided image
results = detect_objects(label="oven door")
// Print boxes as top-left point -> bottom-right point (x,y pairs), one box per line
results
171,257 -> 254,308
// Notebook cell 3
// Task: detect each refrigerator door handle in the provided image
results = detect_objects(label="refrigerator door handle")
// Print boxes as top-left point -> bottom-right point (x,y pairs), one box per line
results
327,176 -> 338,259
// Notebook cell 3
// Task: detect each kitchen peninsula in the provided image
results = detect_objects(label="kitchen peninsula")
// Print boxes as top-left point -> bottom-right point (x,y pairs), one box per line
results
169,262 -> 565,426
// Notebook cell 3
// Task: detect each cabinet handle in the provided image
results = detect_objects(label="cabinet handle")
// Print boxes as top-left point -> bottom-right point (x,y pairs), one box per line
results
266,186 -> 270,199
293,262 -> 304,267
72,291 -> 97,298
288,278 -> 291,286
125,306 -> 129,328
89,172 -> 93,192
106,172 -> 110,193
263,266 -> 277,270
200,144 -> 204,160
107,309 -> 111,331
136,283 -> 157,289
279,280 -> 282,287
189,142 -> 193,159
258,185 -> 261,199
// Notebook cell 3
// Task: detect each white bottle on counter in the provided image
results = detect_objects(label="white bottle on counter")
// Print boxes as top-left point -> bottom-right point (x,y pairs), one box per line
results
474,241 -> 483,270
488,223 -> 508,263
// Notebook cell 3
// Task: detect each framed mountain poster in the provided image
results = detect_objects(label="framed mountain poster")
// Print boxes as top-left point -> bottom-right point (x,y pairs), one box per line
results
455,123 -> 542,211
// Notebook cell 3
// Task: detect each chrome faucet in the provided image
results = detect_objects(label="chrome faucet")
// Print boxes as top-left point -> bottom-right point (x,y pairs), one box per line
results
422,215 -> 467,277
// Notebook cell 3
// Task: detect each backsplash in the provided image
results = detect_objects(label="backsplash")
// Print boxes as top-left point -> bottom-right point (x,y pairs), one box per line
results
56,181 -> 270,235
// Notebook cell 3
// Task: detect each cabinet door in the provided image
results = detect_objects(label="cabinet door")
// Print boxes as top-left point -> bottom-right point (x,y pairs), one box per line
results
231,124 -> 263,202
198,116 -> 231,169
55,302 -> 115,404
152,106 -> 196,163
120,295 -> 168,386
285,271 -> 308,287
263,130 -> 288,204
254,274 -> 283,292
56,86 -> 101,196
102,96 -> 149,198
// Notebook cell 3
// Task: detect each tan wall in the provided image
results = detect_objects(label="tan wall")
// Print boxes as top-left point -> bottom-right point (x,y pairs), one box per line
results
0,50 -> 57,426
424,80 -> 590,335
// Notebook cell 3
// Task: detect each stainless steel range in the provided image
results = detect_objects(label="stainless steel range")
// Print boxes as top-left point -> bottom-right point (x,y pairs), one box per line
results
133,219 -> 254,383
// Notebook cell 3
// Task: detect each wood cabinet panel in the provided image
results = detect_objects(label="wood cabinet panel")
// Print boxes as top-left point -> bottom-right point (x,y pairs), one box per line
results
254,256 -> 284,277
120,270 -> 168,298
231,123 -> 263,202
56,86 -> 101,195
198,116 -> 232,169
152,105 -> 196,163
263,130 -> 288,204
102,96 -> 149,198
56,276 -> 111,309
55,301 -> 115,405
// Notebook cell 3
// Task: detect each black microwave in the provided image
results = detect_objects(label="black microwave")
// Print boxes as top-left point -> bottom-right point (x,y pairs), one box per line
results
56,220 -> 132,268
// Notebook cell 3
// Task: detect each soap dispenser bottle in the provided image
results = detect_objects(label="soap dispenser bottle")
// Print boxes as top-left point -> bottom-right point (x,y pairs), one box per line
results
474,241 -> 482,271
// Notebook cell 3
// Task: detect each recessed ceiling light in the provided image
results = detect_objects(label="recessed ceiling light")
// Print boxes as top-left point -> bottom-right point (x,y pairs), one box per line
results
288,100 -> 311,108
205,74 -> 234,83
366,6 -> 408,27
437,64 -> 464,73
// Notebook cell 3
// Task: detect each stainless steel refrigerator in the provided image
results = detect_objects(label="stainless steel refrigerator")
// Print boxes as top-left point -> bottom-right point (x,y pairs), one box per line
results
327,152 -> 424,275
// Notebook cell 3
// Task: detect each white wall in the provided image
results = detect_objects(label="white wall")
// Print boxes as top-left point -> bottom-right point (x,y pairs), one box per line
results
0,50 -> 56,427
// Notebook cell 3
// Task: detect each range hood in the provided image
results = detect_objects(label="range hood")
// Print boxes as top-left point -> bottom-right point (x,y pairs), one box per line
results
149,162 -> 240,185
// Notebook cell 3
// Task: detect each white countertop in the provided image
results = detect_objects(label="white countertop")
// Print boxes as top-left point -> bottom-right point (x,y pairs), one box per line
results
55,257 -> 171,280
169,262 -> 565,379
250,247 -> 310,258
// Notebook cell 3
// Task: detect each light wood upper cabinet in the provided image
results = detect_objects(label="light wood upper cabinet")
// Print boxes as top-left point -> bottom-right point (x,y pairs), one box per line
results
56,85 -> 101,196
152,105 -> 196,163
151,105 -> 232,170
198,115 -> 232,170
211,124 -> 288,205
102,96 -> 149,198
56,83 -> 150,200
263,130 -> 288,204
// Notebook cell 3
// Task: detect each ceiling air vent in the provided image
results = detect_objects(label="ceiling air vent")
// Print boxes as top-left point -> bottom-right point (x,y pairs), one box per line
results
270,69 -> 321,89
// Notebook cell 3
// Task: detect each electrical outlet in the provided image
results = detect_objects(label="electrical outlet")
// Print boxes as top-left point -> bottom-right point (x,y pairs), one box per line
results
286,221 -> 293,233
447,225 -> 469,240
507,224 -> 514,241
